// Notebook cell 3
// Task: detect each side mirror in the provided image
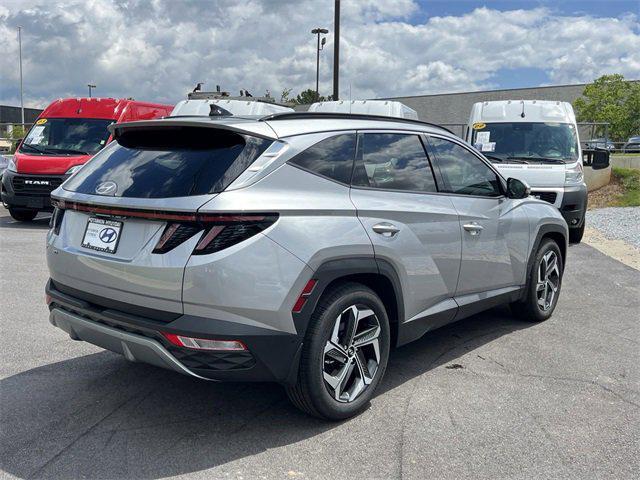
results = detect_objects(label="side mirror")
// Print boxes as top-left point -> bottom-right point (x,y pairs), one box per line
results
582,149 -> 610,170
591,150 -> 610,170
506,177 -> 531,199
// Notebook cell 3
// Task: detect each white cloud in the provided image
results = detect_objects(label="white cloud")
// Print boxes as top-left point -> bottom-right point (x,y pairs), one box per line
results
0,1 -> 638,108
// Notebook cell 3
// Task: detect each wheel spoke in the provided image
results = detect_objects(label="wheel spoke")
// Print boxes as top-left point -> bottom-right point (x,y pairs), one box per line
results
545,252 -> 558,277
341,306 -> 359,348
323,359 -> 352,396
324,341 -> 348,363
355,349 -> 375,384
353,324 -> 380,348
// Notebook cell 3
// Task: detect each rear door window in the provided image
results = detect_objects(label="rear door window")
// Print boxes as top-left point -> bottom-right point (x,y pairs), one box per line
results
63,127 -> 271,198
352,133 -> 438,193
288,133 -> 357,184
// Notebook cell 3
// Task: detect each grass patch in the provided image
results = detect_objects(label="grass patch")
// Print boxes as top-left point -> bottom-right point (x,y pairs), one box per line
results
611,167 -> 640,207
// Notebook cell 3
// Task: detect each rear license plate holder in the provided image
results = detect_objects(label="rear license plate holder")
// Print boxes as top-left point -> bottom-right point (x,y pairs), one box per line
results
81,217 -> 123,254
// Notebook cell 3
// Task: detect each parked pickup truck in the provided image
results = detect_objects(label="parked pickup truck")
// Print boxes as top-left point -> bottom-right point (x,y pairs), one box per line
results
1,97 -> 173,221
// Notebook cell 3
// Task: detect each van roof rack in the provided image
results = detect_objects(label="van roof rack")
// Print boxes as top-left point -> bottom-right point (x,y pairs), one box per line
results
258,111 -> 454,135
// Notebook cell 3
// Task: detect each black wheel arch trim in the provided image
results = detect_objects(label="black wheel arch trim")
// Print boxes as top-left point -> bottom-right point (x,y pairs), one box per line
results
292,255 -> 404,342
521,224 -> 567,300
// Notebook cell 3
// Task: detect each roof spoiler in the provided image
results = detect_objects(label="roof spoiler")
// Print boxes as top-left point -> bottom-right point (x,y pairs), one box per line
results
108,118 -> 278,140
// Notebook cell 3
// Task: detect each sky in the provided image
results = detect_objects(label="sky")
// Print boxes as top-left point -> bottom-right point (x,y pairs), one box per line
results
0,0 -> 639,108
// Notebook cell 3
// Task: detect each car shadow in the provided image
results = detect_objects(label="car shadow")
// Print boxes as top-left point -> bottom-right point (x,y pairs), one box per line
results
0,212 -> 51,230
0,306 -> 532,479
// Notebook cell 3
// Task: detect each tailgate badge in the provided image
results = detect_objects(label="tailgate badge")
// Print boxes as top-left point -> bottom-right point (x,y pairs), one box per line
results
95,181 -> 117,195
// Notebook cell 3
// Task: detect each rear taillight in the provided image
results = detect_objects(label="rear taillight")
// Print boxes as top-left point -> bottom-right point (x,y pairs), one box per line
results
51,200 -> 277,255
153,223 -> 203,254
49,207 -> 65,235
153,213 -> 278,255
162,332 -> 247,351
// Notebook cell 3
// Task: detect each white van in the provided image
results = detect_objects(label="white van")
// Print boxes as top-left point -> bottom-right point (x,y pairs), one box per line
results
171,98 -> 294,117
309,100 -> 419,119
466,100 -> 587,243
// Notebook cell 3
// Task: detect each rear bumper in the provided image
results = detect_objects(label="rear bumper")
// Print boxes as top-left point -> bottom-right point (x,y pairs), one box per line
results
50,308 -> 212,379
46,279 -> 303,384
560,183 -> 587,229
1,170 -> 67,211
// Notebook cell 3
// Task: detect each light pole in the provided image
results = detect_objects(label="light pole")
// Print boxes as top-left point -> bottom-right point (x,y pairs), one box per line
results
18,26 -> 24,125
311,27 -> 328,101
333,0 -> 340,100
87,84 -> 96,98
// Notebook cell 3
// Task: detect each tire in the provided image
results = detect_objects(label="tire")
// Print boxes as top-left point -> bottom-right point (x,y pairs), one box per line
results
569,222 -> 585,244
511,238 -> 564,322
286,282 -> 391,420
8,207 -> 38,222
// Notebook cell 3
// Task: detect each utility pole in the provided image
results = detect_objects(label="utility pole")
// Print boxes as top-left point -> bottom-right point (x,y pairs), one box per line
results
18,26 -> 24,125
311,28 -> 328,101
88,84 -> 96,97
333,0 -> 340,101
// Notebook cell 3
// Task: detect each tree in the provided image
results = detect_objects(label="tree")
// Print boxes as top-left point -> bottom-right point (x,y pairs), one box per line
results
280,88 -> 293,104
573,74 -> 640,142
9,125 -> 25,154
294,89 -> 330,105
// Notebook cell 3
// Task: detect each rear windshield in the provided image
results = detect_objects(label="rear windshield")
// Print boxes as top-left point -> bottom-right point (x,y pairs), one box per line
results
63,127 -> 271,198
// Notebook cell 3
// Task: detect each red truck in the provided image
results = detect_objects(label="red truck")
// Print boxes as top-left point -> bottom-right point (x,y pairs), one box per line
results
2,97 -> 173,221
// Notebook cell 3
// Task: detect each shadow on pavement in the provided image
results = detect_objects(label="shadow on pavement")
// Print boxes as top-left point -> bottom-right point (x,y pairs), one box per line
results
0,212 -> 51,230
0,306 -> 532,479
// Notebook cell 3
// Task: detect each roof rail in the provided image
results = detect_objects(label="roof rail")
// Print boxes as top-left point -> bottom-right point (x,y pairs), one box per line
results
258,111 -> 454,135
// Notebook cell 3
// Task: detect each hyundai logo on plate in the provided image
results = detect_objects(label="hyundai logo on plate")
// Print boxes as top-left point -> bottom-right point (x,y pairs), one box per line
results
95,181 -> 117,195
99,227 -> 118,243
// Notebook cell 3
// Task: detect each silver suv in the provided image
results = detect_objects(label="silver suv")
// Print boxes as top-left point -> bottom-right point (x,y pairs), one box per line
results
45,111 -> 568,420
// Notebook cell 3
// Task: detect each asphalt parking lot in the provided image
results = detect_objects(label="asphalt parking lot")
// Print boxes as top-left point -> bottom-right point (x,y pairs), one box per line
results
1,206 -> 638,479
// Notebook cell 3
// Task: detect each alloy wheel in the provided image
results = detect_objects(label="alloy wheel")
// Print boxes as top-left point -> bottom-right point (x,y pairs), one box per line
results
536,250 -> 560,311
322,304 -> 381,403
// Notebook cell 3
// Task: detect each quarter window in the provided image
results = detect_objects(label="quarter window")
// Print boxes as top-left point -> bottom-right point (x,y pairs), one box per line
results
288,134 -> 356,184
428,137 -> 502,197
352,133 -> 437,193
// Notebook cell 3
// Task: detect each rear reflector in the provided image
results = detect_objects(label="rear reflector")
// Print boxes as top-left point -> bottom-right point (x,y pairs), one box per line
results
292,279 -> 317,313
45,294 -> 52,305
162,332 -> 247,351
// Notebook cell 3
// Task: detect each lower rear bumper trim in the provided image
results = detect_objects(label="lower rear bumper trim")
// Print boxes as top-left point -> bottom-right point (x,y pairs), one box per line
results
49,307 -> 212,380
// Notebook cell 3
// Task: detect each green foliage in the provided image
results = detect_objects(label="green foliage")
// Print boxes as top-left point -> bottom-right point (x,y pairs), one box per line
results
9,125 -> 26,154
574,74 -> 640,142
280,88 -> 293,104
294,88 -> 328,105
611,167 -> 640,207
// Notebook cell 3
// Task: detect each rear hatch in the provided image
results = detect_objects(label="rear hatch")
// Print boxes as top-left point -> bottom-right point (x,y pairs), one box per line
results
47,122 -> 275,316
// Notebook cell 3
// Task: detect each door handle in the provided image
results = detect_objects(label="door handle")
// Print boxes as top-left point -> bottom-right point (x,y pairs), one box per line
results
372,223 -> 400,237
463,222 -> 484,236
